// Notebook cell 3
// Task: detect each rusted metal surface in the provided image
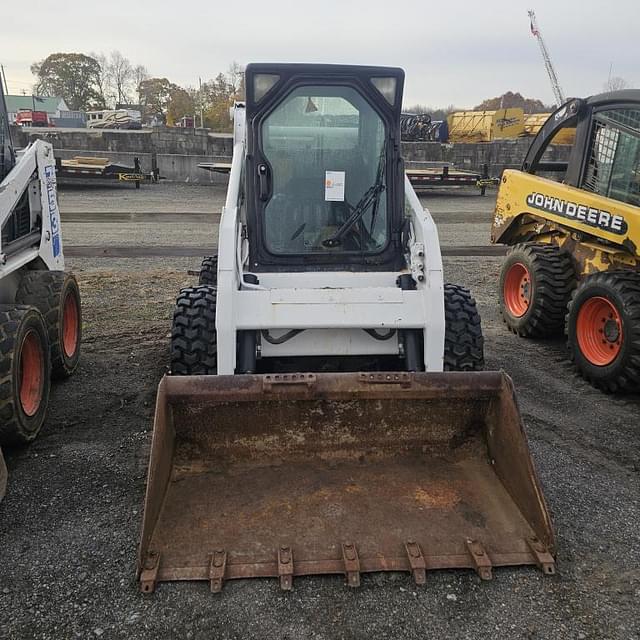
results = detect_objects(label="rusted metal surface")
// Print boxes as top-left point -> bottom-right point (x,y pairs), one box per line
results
138,371 -> 555,592
342,543 -> 361,588
405,541 -> 427,585
277,546 -> 294,591
466,539 -> 493,580
209,549 -> 227,593
139,551 -> 160,594
527,537 -> 556,575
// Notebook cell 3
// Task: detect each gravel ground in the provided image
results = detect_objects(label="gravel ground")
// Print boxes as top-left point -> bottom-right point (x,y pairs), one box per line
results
0,183 -> 639,640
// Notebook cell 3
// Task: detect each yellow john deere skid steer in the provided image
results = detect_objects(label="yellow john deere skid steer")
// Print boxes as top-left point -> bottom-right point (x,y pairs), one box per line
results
492,90 -> 640,392
138,64 -> 555,593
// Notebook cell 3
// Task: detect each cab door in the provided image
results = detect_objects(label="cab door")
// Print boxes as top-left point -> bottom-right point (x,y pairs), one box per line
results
244,64 -> 405,271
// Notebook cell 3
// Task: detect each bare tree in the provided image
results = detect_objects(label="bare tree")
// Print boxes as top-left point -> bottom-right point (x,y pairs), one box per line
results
133,64 -> 149,104
89,52 -> 147,107
227,61 -> 245,99
90,52 -> 110,107
605,76 -> 628,92
103,51 -> 135,106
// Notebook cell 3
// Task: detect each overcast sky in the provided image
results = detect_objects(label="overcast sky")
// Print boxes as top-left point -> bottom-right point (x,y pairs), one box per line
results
3,0 -> 638,108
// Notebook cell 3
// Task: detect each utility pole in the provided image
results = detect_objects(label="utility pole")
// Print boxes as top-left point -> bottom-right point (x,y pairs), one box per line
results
199,77 -> 204,129
0,65 -> 9,94
528,10 -> 565,106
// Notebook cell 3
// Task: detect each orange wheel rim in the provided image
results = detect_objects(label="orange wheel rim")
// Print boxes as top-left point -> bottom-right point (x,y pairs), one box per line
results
576,296 -> 623,366
62,291 -> 79,358
19,329 -> 44,416
504,262 -> 531,318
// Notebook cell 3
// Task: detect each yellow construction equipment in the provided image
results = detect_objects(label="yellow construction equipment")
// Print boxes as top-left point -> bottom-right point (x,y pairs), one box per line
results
448,108 -> 525,142
492,91 -> 640,392
523,113 -> 575,145
138,64 -> 556,592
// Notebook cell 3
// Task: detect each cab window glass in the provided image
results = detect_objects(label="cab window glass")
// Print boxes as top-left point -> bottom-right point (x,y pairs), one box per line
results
582,108 -> 640,207
261,85 -> 388,255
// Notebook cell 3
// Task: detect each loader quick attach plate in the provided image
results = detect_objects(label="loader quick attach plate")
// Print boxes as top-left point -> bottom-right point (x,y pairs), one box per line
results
138,372 -> 556,592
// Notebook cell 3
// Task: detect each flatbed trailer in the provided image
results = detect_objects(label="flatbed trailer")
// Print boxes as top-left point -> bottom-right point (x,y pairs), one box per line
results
198,160 -> 498,195
56,156 -> 159,188
405,162 -> 498,195
197,161 -> 233,175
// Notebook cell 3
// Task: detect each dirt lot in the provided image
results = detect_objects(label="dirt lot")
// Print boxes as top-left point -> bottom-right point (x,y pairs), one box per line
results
1,183 -> 639,640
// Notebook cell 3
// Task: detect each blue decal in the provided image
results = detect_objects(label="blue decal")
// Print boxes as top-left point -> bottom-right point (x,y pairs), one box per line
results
44,165 -> 61,257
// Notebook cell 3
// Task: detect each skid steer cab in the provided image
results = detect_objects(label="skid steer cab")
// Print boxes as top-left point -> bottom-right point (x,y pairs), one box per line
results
491,90 -> 640,392
138,65 -> 557,593
175,64 -> 483,375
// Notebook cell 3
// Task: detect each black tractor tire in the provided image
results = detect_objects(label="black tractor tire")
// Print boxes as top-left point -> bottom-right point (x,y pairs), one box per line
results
566,271 -> 640,393
0,306 -> 51,445
170,286 -> 218,375
444,283 -> 484,371
16,271 -> 82,379
0,447 -> 7,501
499,243 -> 576,338
198,256 -> 218,286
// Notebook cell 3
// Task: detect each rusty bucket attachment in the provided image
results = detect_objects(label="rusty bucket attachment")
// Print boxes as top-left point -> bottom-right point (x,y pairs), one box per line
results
138,371 -> 555,592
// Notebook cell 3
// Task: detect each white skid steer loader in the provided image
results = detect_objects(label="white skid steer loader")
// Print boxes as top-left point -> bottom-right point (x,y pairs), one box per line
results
0,82 -> 82,500
138,65 -> 556,593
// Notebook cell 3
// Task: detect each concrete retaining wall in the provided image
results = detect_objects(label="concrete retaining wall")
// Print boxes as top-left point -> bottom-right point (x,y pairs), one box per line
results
11,125 -> 233,157
156,154 -> 231,184
401,139 -> 572,176
10,125 -> 571,184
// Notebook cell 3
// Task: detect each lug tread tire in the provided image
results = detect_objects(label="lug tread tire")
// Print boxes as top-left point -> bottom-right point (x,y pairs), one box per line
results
500,243 -> 576,338
566,270 -> 640,393
16,271 -> 82,379
0,448 -> 6,501
198,256 -> 218,286
0,305 -> 51,445
444,283 -> 485,371
170,286 -> 217,375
